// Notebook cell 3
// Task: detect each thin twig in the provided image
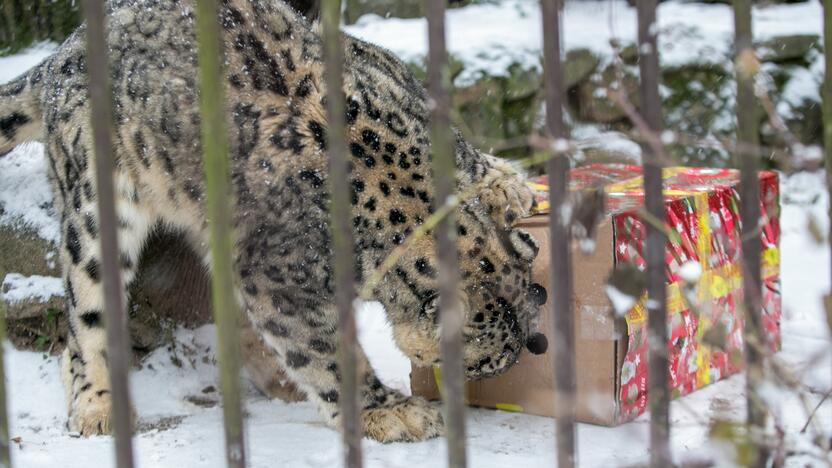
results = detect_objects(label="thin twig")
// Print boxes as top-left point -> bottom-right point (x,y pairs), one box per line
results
800,389 -> 832,434
606,89 -> 673,167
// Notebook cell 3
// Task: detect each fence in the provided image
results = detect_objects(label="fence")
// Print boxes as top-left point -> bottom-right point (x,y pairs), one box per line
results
0,0 -> 829,466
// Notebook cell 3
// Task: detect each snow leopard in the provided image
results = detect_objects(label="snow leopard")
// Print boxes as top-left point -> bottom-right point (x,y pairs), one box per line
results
0,0 -> 546,443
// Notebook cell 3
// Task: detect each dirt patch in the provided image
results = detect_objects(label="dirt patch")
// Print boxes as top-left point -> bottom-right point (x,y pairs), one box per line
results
137,415 -> 187,433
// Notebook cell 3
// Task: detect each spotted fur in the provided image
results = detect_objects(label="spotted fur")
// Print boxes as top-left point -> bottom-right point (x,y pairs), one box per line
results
0,0 -> 540,442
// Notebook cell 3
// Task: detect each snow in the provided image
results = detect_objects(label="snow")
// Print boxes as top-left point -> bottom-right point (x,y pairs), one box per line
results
11,253 -> 830,468
777,56 -> 824,118
345,0 -> 823,86
679,261 -> 702,283
0,5 -> 830,468
0,43 -> 59,245
0,273 -> 63,304
605,285 -> 638,316
571,125 -> 643,162
0,142 -> 59,245
0,43 -> 55,84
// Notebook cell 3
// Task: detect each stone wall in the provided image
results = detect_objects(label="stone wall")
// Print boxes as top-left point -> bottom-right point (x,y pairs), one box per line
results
0,0 -> 80,56
400,33 -> 823,168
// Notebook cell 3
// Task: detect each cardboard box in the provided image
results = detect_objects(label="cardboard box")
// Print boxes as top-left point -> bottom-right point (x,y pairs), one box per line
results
411,165 -> 781,426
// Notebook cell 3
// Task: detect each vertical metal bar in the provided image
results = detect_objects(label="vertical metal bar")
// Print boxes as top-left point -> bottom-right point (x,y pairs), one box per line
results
0,301 -> 10,468
541,0 -> 576,466
81,1 -> 135,467
321,1 -> 362,467
824,0 -> 832,439
823,0 -> 832,306
194,1 -> 246,467
635,1 -> 671,466
426,1 -> 466,467
733,1 -> 767,465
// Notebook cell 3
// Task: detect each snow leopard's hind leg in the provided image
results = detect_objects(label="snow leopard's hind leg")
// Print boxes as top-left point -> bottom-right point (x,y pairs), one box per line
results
58,168 -> 155,436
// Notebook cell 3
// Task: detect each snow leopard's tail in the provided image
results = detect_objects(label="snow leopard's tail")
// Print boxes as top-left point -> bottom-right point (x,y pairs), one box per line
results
0,63 -> 45,157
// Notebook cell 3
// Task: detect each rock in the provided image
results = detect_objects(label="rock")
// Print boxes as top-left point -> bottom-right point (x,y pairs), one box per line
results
575,65 -> 640,124
564,49 -> 600,88
661,63 -> 732,133
453,78 -> 504,145
661,62 -> 737,167
756,34 -> 820,65
765,94 -> 824,154
344,0 -> 471,24
410,57 -> 545,158
0,226 -> 59,286
785,98 -> 823,146
502,63 -> 541,101
345,0 -> 422,24
451,63 -> 543,158
0,224 -> 63,351
406,55 -> 465,85
0,0 -> 81,57
676,0 -> 809,4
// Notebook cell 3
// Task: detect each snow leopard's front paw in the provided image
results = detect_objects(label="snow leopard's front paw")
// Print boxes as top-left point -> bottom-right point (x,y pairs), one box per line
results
362,396 -> 444,443
69,390 -> 114,436
68,390 -> 135,436
480,158 -> 535,229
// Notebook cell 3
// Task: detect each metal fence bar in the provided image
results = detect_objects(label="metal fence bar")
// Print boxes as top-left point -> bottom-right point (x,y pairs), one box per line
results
733,1 -> 768,465
81,1 -> 135,467
194,1 -> 246,466
824,2 -> 832,440
426,1 -> 466,467
321,1 -> 363,466
822,1 -> 832,450
635,1 -> 671,466
823,0 -> 832,298
0,301 -> 10,468
540,0 -> 576,466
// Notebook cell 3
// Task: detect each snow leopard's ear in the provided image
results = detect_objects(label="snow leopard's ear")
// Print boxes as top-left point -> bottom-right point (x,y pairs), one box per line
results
285,0 -> 320,21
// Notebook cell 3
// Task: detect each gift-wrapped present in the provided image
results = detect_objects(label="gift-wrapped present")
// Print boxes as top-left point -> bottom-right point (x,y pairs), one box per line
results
411,164 -> 780,425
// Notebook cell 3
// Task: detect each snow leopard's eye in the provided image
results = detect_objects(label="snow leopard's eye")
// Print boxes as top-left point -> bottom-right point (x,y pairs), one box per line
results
528,282 -> 547,306
420,293 -> 440,320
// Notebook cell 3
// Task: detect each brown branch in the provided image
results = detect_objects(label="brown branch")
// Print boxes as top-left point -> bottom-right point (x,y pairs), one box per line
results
606,89 -> 672,167
800,388 -> 832,434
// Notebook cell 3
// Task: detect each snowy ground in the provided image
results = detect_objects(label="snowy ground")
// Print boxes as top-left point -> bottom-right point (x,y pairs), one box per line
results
1,1 -> 831,467
7,179 -> 831,468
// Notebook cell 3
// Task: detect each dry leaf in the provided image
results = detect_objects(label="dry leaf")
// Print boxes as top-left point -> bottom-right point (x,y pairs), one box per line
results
570,187 -> 605,255
736,49 -> 760,79
807,215 -> 825,245
607,263 -> 646,300
709,419 -> 753,466
702,322 -> 728,351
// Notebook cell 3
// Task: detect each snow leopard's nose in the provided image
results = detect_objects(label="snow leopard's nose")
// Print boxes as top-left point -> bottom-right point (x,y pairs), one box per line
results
526,333 -> 548,355
528,283 -> 547,306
